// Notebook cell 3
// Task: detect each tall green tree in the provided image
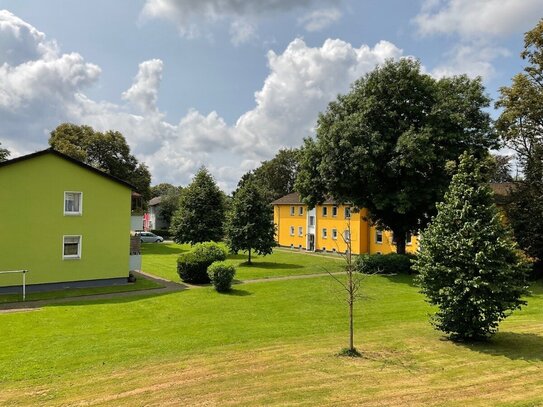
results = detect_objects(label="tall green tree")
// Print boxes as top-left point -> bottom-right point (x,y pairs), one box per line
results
151,183 -> 176,198
496,19 -> 543,164
170,167 -> 226,244
488,154 -> 514,183
496,20 -> 543,274
0,142 -> 9,162
49,123 -> 152,201
226,177 -> 275,264
158,186 -> 183,227
238,149 -> 300,202
414,153 -> 529,341
506,145 -> 543,277
297,59 -> 495,254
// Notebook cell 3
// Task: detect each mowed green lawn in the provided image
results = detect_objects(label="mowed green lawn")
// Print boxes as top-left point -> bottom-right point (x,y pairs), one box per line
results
0,247 -> 542,406
141,242 -> 344,281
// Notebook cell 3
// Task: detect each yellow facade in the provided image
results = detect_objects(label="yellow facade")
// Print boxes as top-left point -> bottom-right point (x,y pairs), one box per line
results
273,195 -> 418,255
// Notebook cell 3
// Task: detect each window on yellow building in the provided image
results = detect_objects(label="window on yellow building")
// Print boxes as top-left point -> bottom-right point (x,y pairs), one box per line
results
298,226 -> 303,236
406,232 -> 413,245
322,228 -> 327,238
344,207 -> 351,219
332,228 -> 337,240
290,206 -> 295,216
332,206 -> 338,217
309,216 -> 315,226
344,229 -> 351,242
322,207 -> 328,217
376,230 -> 383,244
290,226 -> 295,236
299,206 -> 304,216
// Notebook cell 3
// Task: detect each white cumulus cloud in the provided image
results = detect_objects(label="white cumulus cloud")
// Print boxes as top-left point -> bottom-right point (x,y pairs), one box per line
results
414,0 -> 543,38
121,59 -> 163,114
0,10 -> 403,191
141,0 -> 342,43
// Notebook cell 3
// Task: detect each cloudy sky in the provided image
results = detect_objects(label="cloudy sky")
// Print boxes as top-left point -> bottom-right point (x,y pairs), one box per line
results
1,1 -> 542,191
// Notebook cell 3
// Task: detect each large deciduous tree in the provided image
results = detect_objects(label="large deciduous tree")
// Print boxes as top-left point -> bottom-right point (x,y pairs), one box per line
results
296,59 -> 495,254
170,167 -> 226,244
238,149 -> 299,202
0,142 -> 9,162
414,153 -> 529,341
226,177 -> 275,264
496,19 -> 543,275
49,123 -> 152,201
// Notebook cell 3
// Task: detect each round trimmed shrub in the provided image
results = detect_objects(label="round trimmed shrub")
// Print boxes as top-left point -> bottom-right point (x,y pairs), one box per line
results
207,262 -> 236,292
177,251 -> 210,284
192,242 -> 227,263
177,242 -> 228,284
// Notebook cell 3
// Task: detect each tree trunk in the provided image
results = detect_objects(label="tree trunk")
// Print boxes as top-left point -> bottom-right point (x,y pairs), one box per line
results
395,232 -> 406,255
248,247 -> 252,264
349,289 -> 354,351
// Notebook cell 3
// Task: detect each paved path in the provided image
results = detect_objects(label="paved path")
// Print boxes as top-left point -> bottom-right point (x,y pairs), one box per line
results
0,270 -> 346,312
0,271 -> 186,312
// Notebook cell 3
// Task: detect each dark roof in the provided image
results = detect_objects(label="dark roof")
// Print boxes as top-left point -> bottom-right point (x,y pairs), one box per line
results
271,192 -> 337,205
149,196 -> 162,206
0,148 -> 136,191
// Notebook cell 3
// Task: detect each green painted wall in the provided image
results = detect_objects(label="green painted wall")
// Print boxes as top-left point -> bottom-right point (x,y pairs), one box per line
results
0,153 -> 131,287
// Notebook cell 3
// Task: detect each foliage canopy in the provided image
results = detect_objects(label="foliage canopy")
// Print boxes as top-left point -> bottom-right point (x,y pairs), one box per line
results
296,59 -> 495,253
414,153 -> 529,341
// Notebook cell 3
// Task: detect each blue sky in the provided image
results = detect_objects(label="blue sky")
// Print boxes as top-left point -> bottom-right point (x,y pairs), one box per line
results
1,0 -> 542,191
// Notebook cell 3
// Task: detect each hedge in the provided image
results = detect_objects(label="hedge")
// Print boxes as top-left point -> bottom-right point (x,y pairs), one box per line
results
354,253 -> 416,275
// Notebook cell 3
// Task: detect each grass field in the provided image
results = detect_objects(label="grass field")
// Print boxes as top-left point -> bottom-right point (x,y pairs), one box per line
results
1,247 -> 542,406
141,242 -> 344,281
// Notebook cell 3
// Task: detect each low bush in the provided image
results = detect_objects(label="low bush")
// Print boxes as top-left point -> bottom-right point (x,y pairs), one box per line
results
177,242 -> 228,284
355,253 -> 416,275
208,262 -> 236,292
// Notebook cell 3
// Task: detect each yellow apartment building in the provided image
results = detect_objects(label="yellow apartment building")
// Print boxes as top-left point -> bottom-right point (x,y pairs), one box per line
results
272,193 -> 418,255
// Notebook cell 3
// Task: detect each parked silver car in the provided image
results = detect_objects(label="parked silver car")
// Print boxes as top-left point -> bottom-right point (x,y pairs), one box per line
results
138,232 -> 164,243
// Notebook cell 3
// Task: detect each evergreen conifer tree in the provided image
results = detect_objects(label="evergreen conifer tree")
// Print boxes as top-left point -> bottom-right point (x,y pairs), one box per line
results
414,153 -> 529,341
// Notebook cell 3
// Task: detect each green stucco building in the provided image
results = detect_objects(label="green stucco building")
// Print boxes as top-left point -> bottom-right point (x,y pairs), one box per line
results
0,149 -> 134,292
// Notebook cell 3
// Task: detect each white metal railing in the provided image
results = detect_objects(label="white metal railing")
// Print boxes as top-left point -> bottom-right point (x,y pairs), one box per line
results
0,270 -> 29,301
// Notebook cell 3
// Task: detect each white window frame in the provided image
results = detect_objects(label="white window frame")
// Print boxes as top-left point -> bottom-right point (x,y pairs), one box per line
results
344,207 -> 351,219
298,226 -> 303,237
322,207 -> 328,217
290,226 -> 295,236
64,191 -> 83,216
290,206 -> 295,216
63,235 -> 82,260
332,206 -> 338,217
332,228 -> 338,240
375,230 -> 383,244
344,229 -> 351,242
406,232 -> 413,246
299,206 -> 304,216
322,228 -> 328,239
309,216 -> 315,226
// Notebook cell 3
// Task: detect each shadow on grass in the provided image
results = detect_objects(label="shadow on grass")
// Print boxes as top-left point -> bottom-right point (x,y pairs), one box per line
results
237,261 -> 303,270
456,332 -> 543,362
222,288 -> 252,297
141,243 -> 188,256
376,274 -> 418,287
